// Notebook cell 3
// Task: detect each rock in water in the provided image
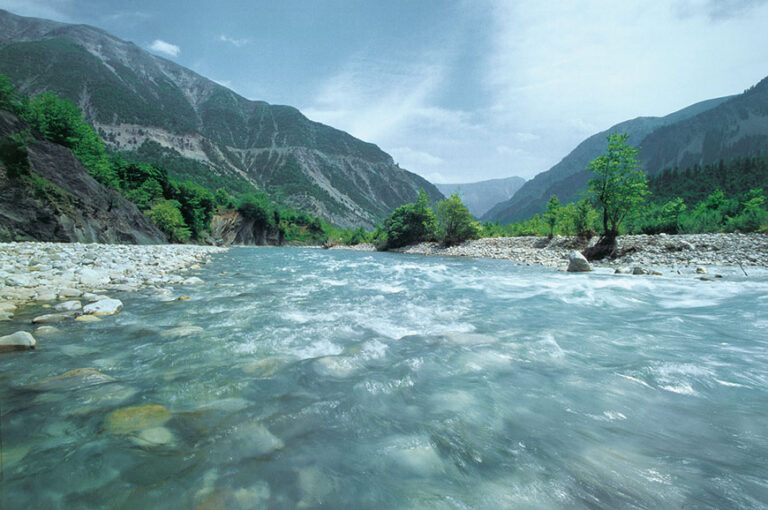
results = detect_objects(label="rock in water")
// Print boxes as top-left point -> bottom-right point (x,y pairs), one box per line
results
567,251 -> 591,272
632,267 -> 650,275
0,331 -> 36,352
32,368 -> 116,391
32,313 -> 71,324
696,266 -> 708,274
104,404 -> 172,434
53,300 -> 82,312
82,298 -> 123,316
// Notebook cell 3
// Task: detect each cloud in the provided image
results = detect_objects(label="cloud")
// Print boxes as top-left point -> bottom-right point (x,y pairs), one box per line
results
0,0 -> 72,21
390,147 -> 444,168
219,34 -> 249,47
148,39 -> 180,57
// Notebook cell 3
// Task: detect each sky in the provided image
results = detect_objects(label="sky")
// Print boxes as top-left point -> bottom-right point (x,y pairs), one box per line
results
2,0 -> 768,183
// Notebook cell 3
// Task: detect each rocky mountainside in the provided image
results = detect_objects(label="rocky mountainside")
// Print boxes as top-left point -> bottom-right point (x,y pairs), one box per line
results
483,96 -> 735,223
435,176 -> 525,218
0,111 -> 166,243
0,9 -> 442,228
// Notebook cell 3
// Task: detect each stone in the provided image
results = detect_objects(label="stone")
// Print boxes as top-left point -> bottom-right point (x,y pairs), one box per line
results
614,266 -> 632,274
105,404 -> 172,435
132,426 -> 176,447
0,302 -> 16,313
632,267 -> 650,275
58,287 -> 83,298
0,331 -> 36,352
696,266 -> 708,274
161,326 -> 203,338
79,268 -> 110,286
35,291 -> 58,301
567,251 -> 591,272
33,368 -> 116,391
34,326 -> 59,335
651,270 -> 663,276
182,277 -> 204,285
32,313 -> 71,324
176,296 -> 191,301
53,300 -> 82,312
82,298 -> 123,316
75,314 -> 102,322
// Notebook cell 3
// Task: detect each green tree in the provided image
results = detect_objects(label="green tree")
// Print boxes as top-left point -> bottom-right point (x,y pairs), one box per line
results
542,194 -> 562,238
379,189 -> 438,250
0,74 -> 21,113
585,133 -> 648,258
0,132 -> 31,178
436,192 -> 479,246
146,200 -> 191,242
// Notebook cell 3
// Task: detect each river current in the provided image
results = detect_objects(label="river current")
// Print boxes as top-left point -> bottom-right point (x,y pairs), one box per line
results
1,247 -> 767,509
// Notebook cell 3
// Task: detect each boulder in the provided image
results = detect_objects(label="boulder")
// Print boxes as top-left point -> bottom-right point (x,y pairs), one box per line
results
53,300 -> 82,312
614,266 -> 631,274
34,326 -> 59,335
0,331 -> 36,352
75,314 -> 102,322
161,326 -> 203,338
82,298 -> 123,316
32,368 -> 116,391
696,266 -> 708,274
632,267 -> 650,275
567,251 -> 591,272
182,277 -> 204,285
104,404 -> 172,435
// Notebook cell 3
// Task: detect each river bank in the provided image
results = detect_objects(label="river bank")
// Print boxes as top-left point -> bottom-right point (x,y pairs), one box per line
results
333,233 -> 768,271
0,242 -> 227,335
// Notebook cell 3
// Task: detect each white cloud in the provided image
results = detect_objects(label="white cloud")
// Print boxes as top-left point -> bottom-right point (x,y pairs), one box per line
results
0,0 -> 72,21
148,39 -> 180,57
390,147 -> 444,168
219,34 -> 249,47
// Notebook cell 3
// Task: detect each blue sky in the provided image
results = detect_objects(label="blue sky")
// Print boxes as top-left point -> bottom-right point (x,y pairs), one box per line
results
2,0 -> 768,183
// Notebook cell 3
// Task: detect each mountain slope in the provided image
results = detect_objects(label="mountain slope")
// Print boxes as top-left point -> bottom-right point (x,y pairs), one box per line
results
435,176 -> 525,218
0,9 -> 442,228
0,110 -> 165,243
482,96 -> 733,223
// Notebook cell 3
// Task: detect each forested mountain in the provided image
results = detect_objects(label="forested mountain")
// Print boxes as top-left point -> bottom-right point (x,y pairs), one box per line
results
482,96 -> 733,223
0,9 -> 442,228
435,176 -> 525,217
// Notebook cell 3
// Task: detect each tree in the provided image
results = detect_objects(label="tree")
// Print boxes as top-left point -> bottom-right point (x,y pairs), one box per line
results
585,133 -> 648,259
146,200 -> 191,242
436,192 -> 479,246
0,74 -> 21,113
542,194 -> 561,238
379,189 -> 438,250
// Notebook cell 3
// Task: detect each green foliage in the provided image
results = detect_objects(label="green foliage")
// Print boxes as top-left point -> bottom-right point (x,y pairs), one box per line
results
238,193 -> 271,227
0,74 -> 21,113
435,192 -> 480,246
146,200 -> 191,242
587,133 -> 649,236
377,189 -> 438,250
0,132 -> 31,178
542,194 -> 562,238
215,188 -> 235,209
21,92 -> 118,187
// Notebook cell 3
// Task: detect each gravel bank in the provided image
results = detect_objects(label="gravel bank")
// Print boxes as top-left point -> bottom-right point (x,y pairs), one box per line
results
0,242 -> 227,324
335,234 -> 768,271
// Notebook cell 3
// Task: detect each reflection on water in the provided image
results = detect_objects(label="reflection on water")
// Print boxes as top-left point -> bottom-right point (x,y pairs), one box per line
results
1,247 -> 767,509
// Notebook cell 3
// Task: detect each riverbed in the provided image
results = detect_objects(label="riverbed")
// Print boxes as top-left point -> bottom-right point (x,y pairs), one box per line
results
1,247 -> 767,509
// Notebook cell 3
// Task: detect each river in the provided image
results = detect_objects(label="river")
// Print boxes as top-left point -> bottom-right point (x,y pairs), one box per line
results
1,247 -> 767,509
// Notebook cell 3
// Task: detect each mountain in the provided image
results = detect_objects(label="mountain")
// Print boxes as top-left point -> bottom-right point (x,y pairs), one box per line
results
0,9 -> 442,228
434,176 -> 525,218
482,96 -> 735,223
0,110 -> 165,243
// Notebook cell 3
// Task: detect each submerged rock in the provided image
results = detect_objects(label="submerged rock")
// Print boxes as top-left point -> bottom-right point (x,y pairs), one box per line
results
632,267 -> 650,275
104,404 -> 172,435
82,298 -> 123,316
34,325 -> 59,335
32,312 -> 71,324
696,266 -> 708,274
75,314 -> 102,322
567,251 -> 591,272
161,326 -> 203,338
0,331 -> 36,352
32,367 -> 116,391
132,426 -> 176,447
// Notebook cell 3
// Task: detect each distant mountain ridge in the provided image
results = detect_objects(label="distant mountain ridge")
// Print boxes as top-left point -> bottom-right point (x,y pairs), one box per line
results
434,176 -> 525,218
482,95 -> 737,223
0,9 -> 443,228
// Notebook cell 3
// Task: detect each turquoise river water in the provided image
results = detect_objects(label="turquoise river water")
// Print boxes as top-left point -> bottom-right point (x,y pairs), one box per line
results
1,247 -> 767,509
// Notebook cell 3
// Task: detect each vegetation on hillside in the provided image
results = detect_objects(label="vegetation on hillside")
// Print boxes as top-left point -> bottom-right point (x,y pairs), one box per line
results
0,73 -> 335,244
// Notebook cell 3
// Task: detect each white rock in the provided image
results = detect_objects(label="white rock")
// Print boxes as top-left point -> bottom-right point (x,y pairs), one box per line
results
182,276 -> 204,285
53,300 -> 82,312
79,268 -> 110,286
32,313 -> 71,324
567,251 -> 591,272
696,266 -> 708,274
82,298 -> 123,316
0,331 -> 36,352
